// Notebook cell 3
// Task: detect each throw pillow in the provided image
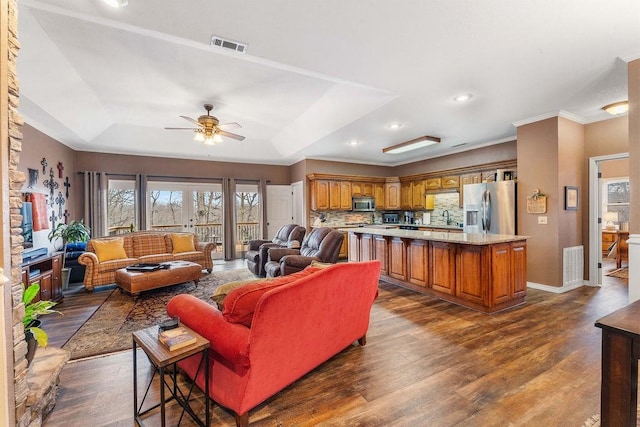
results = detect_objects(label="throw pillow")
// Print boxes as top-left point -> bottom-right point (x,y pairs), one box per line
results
223,266 -> 322,327
211,278 -> 266,309
310,260 -> 333,268
171,234 -> 195,254
287,240 -> 300,249
92,238 -> 127,262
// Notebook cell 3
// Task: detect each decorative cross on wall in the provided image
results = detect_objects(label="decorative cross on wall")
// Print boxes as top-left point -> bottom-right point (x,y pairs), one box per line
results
49,210 -> 58,230
55,191 -> 65,218
63,210 -> 70,225
41,157 -> 48,174
57,162 -> 64,178
64,176 -> 71,198
43,168 -> 59,203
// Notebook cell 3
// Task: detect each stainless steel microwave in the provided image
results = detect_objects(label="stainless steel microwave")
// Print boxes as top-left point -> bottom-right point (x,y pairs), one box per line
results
352,197 -> 375,212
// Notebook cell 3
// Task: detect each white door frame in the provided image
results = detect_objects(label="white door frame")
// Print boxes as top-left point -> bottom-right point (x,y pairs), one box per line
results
588,152 -> 629,286
291,181 -> 305,227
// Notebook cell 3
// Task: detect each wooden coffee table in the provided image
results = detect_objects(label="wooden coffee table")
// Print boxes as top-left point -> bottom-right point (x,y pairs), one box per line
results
115,261 -> 203,296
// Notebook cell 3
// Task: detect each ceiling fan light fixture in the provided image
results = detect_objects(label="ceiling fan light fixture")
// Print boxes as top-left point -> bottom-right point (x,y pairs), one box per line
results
383,135 -> 441,154
213,133 -> 224,144
102,0 -> 128,8
193,131 -> 205,142
602,101 -> 628,115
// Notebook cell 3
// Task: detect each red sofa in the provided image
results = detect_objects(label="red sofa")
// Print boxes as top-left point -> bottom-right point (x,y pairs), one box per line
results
166,260 -> 381,426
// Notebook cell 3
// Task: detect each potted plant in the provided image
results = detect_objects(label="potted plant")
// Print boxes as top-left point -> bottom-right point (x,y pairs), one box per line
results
47,219 -> 91,289
22,282 -> 61,365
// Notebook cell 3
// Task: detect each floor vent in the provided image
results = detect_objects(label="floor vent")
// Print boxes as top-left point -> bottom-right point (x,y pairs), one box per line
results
563,245 -> 584,286
210,35 -> 247,54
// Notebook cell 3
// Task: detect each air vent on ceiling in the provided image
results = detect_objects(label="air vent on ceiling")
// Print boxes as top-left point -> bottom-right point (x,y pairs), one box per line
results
451,143 -> 467,148
210,35 -> 247,54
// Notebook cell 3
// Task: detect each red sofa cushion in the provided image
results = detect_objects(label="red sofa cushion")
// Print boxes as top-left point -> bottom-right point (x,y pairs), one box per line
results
222,266 -> 322,327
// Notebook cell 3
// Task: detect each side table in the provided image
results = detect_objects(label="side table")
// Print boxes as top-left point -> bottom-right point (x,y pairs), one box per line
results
132,324 -> 210,426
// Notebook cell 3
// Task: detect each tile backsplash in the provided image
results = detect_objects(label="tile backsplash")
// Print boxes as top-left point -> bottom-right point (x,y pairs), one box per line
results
310,192 -> 464,227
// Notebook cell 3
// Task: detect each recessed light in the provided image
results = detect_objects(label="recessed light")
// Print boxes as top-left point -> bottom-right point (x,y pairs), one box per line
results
387,122 -> 402,130
453,94 -> 473,102
102,0 -> 128,8
348,140 -> 360,146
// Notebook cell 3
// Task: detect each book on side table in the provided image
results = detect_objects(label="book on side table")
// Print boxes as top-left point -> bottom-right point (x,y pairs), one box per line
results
158,327 -> 197,351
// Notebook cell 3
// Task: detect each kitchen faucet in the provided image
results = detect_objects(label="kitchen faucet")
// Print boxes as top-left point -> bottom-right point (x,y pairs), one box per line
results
443,209 -> 451,225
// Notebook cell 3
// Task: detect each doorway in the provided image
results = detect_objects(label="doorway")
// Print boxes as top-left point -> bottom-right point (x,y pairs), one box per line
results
588,153 -> 629,287
147,181 -> 224,259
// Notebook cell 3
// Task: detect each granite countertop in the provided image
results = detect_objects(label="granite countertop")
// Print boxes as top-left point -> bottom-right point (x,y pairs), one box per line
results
339,226 -> 528,245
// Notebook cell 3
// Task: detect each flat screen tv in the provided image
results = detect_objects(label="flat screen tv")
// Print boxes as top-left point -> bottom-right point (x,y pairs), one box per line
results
21,201 -> 33,248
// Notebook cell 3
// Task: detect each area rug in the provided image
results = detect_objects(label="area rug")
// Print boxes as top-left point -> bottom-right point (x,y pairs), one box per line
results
62,269 -> 256,360
606,267 -> 628,279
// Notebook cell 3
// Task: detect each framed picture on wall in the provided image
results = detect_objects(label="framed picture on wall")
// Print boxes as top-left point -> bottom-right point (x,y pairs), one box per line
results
565,186 -> 578,210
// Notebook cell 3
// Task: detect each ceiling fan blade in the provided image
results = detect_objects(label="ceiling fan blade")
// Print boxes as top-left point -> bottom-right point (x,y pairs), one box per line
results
218,122 -> 241,130
164,127 -> 199,131
218,130 -> 246,141
180,115 -> 203,127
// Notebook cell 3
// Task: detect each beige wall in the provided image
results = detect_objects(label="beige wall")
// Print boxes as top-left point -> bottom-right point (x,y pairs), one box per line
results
395,140 -> 517,176
629,59 -> 640,233
557,117 -> 584,256
517,118 -> 562,286
19,125 -> 79,252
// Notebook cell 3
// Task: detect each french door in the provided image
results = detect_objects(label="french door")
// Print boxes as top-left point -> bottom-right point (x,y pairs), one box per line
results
147,181 -> 223,259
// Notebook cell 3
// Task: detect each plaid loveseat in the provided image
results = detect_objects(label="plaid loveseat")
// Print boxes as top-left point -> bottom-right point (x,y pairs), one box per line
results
78,231 -> 215,291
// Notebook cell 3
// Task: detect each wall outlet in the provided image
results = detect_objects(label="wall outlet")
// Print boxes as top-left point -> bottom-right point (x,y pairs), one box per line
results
538,216 -> 548,224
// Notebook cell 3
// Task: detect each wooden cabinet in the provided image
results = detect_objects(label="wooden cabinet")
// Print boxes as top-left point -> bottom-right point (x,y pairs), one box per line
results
374,183 -> 385,209
407,239 -> 429,287
385,182 -> 401,210
430,242 -> 457,295
602,231 -> 617,256
311,180 -> 330,211
373,235 -> 388,276
456,244 -> 487,305
400,181 -> 412,209
311,180 -> 351,211
21,252 -> 64,303
339,181 -> 352,210
338,231 -> 349,259
411,180 -> 426,209
511,241 -> 527,298
482,171 -> 496,182
348,233 -> 360,262
351,182 -> 373,197
425,178 -> 441,190
460,173 -> 482,186
441,175 -> 460,189
388,237 -> 407,281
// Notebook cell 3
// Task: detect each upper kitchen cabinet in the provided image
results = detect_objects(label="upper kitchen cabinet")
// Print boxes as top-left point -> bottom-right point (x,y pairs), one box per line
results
425,178 -> 441,191
352,182 -> 374,197
441,175 -> 460,189
400,181 -> 413,209
411,180 -> 426,209
311,180 -> 330,210
385,179 -> 401,210
374,183 -> 386,210
460,173 -> 482,186
310,179 -> 351,211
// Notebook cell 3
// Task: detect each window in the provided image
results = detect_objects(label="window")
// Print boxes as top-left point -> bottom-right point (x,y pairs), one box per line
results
107,179 -> 136,235
602,178 -> 629,228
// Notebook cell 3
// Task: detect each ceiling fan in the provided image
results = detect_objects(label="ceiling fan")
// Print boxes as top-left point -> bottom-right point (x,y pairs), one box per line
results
165,103 -> 245,145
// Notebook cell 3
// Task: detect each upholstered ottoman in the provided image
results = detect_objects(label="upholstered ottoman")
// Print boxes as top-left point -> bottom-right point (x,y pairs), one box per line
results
115,261 -> 202,296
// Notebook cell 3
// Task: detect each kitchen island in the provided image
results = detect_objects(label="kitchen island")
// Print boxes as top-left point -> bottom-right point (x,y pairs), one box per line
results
342,227 -> 528,313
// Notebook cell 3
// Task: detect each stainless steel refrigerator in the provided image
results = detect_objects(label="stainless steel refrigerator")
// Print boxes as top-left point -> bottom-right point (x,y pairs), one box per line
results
463,181 -> 516,235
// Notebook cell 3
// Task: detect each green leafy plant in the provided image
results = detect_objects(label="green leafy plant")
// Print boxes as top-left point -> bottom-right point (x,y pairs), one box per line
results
22,283 -> 61,347
48,219 -> 91,248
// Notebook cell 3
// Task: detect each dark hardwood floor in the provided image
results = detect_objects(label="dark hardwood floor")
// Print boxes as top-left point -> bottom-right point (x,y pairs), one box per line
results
40,258 -> 633,426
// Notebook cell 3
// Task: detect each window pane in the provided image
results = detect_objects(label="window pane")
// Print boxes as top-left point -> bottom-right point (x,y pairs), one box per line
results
107,179 -> 136,235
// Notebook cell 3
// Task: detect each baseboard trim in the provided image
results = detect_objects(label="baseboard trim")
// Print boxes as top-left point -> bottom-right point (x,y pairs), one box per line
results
527,280 -> 588,294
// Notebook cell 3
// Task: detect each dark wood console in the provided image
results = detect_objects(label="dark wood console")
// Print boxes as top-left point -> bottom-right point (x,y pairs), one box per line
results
21,252 -> 63,302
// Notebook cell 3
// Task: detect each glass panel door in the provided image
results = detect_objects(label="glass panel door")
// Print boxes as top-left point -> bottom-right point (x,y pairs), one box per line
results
148,182 -> 185,233
234,183 -> 261,258
191,183 -> 223,259
107,179 -> 136,235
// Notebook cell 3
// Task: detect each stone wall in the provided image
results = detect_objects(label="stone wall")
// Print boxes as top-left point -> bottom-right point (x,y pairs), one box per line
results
5,0 -> 30,424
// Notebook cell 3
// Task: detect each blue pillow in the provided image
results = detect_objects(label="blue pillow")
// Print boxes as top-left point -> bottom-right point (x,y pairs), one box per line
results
66,242 -> 87,251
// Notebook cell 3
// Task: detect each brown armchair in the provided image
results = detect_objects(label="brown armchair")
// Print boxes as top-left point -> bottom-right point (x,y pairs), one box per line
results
245,224 -> 306,277
264,227 -> 344,278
